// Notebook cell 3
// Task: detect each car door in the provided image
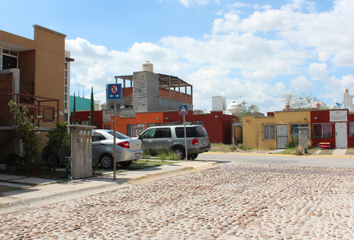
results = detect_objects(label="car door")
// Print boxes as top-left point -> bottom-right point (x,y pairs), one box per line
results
92,132 -> 107,163
153,128 -> 173,152
140,128 -> 158,154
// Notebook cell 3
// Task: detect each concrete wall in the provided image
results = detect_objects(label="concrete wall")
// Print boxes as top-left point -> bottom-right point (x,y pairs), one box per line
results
133,71 -> 159,113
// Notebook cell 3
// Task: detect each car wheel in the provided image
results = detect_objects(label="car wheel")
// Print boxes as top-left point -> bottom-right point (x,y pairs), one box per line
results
188,154 -> 198,160
100,154 -> 113,169
173,147 -> 185,160
119,160 -> 133,168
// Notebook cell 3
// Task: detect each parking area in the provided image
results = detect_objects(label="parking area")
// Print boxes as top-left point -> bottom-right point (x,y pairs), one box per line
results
1,163 -> 354,239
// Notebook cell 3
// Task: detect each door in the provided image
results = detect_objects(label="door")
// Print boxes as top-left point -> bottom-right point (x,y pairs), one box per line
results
335,122 -> 347,148
277,124 -> 287,149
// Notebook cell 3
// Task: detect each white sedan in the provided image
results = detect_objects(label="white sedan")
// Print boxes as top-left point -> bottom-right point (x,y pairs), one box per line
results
92,129 -> 143,169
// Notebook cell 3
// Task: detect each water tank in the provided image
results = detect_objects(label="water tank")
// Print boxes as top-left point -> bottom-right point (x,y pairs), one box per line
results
228,100 -> 241,114
142,61 -> 153,72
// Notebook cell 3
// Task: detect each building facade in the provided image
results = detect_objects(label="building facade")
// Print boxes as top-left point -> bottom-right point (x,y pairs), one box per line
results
0,25 -> 73,156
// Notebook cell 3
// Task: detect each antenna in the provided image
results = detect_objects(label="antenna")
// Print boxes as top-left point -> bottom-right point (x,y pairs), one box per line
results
76,84 -> 86,98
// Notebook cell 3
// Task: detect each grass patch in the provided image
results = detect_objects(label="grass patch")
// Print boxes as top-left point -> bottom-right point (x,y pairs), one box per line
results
0,185 -> 22,192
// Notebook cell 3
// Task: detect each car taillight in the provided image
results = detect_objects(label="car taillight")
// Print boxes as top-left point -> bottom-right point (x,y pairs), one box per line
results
118,141 -> 130,148
192,139 -> 198,145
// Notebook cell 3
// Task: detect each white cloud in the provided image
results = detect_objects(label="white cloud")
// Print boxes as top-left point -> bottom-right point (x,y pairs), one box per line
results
309,63 -> 329,80
291,76 -> 316,91
178,0 -> 219,7
332,51 -> 354,67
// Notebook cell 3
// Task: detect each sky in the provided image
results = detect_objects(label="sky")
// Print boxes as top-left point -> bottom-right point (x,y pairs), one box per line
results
2,0 -> 354,114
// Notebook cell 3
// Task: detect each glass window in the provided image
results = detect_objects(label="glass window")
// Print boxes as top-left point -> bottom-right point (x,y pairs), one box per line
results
291,124 -> 309,137
65,86 -> 67,93
92,133 -> 106,142
264,125 -> 275,139
108,131 -> 130,140
313,123 -> 332,138
126,124 -> 135,137
141,128 -> 157,139
65,71 -> 67,77
155,128 -> 172,138
350,122 -> 354,138
65,78 -> 67,85
175,127 -> 201,138
64,102 -> 67,110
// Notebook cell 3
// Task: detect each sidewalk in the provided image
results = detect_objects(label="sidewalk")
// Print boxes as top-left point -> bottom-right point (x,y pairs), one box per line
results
0,161 -> 218,215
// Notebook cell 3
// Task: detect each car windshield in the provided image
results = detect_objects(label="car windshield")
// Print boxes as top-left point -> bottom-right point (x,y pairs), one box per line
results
107,131 -> 130,140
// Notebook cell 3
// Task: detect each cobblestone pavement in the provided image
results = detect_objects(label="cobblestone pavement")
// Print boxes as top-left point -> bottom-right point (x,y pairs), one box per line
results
1,164 -> 354,239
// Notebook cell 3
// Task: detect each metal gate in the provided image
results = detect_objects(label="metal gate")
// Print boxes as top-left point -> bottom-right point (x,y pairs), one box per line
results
277,124 -> 287,149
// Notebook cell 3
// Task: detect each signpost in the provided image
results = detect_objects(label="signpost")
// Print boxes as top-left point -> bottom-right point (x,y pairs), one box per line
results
107,83 -> 122,180
179,105 -> 188,160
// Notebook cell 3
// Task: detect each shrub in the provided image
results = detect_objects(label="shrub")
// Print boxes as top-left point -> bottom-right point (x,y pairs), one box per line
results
230,145 -> 237,151
8,101 -> 42,173
285,136 -> 299,149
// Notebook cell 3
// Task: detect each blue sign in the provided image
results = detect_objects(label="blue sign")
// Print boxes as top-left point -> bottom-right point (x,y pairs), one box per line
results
107,84 -> 122,100
179,105 -> 188,115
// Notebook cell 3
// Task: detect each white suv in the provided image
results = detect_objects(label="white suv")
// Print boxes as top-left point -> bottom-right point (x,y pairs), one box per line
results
138,125 -> 210,160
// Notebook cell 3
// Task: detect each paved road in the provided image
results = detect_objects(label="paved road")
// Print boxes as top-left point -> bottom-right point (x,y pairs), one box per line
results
1,155 -> 354,239
197,152 -> 354,168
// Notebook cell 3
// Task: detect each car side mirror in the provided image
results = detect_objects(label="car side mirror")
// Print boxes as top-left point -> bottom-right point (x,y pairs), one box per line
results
138,135 -> 142,139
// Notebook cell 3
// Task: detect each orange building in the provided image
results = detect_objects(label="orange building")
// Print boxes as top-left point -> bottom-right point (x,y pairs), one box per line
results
0,25 -> 73,156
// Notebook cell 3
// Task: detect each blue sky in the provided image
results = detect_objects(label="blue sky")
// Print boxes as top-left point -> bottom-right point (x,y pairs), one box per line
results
2,0 -> 354,113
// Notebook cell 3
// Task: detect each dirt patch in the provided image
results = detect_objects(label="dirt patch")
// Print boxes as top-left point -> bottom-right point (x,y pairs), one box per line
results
346,148 -> 354,155
210,144 -> 232,152
318,149 -> 334,155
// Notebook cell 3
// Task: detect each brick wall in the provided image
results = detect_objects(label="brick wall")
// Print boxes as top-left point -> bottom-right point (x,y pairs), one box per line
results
159,88 -> 192,104
0,73 -> 14,126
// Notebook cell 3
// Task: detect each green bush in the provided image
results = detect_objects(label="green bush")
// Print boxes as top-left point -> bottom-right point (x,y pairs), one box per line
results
285,136 -> 299,149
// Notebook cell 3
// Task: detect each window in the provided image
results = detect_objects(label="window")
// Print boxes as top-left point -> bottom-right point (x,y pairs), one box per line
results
350,123 -> 354,138
141,128 -> 156,139
108,131 -> 130,140
175,126 -> 207,138
126,124 -> 135,137
64,102 -> 67,110
264,125 -> 275,139
65,78 -> 67,85
313,123 -> 332,138
193,121 -> 203,125
155,128 -> 172,138
92,133 -> 106,142
65,86 -> 67,93
290,124 -> 309,137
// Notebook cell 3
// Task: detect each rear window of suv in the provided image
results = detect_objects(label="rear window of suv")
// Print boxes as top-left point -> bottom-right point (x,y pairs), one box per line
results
175,126 -> 207,138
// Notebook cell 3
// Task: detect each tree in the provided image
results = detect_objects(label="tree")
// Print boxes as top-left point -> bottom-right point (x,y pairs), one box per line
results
235,100 -> 262,123
8,100 -> 42,172
283,92 -> 322,109
73,93 -> 77,124
90,87 -> 94,126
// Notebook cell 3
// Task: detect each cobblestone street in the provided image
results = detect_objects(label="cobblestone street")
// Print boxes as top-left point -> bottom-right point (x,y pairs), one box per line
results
1,164 -> 354,239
